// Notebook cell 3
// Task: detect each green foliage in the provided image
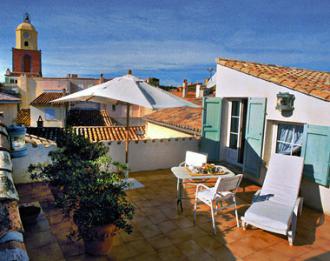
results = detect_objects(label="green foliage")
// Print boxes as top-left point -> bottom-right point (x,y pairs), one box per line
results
28,132 -> 134,241
4,176 -> 15,193
70,169 -> 134,240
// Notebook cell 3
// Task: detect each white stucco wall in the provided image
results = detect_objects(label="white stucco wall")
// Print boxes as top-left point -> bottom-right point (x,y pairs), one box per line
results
12,138 -> 199,183
216,64 -> 330,214
216,65 -> 330,126
0,104 -> 18,126
145,122 -> 192,139
12,143 -> 56,184
105,138 -> 199,172
30,105 -> 66,127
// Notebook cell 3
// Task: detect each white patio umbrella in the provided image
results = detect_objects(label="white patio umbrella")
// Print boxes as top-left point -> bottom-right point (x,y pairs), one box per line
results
52,71 -> 198,165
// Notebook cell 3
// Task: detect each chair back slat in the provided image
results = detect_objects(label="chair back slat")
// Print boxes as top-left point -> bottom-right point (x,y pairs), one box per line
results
215,174 -> 243,193
185,151 -> 207,167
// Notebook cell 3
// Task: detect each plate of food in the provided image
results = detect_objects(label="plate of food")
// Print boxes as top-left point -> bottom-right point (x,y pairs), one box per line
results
189,164 -> 226,176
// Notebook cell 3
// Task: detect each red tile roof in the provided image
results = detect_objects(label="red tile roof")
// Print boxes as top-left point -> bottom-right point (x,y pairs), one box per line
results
169,90 -> 203,106
145,107 -> 202,136
73,126 -> 145,142
30,92 -> 65,106
217,58 -> 330,101
0,92 -> 20,103
16,109 -> 31,126
26,126 -> 145,143
6,71 -> 40,77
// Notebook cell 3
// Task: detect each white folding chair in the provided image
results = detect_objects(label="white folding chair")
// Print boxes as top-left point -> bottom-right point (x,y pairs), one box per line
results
194,174 -> 243,234
175,151 -> 208,211
179,151 -> 207,168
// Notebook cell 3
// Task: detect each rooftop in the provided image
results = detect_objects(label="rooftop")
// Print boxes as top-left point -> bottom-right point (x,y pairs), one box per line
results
30,92 -> 65,106
217,58 -> 330,101
26,126 -> 146,143
5,71 -> 41,77
145,107 -> 202,136
17,169 -> 330,260
169,90 -> 203,105
0,92 -> 21,103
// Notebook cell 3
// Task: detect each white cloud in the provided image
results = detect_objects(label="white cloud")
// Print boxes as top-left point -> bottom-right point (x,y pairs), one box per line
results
42,40 -> 224,76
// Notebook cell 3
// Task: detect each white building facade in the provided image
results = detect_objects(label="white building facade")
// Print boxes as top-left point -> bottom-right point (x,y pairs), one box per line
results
200,58 -> 330,214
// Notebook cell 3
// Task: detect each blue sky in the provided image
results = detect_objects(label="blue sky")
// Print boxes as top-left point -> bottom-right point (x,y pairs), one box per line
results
0,0 -> 329,85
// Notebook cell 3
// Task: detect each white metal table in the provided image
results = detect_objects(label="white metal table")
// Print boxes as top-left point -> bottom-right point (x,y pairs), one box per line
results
171,166 -> 235,212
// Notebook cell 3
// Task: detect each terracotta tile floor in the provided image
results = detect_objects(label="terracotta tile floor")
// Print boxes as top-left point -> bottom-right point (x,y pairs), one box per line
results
17,169 -> 330,261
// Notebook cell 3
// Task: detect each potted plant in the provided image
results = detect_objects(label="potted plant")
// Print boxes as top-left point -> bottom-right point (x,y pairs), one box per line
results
67,167 -> 134,255
29,133 -> 134,255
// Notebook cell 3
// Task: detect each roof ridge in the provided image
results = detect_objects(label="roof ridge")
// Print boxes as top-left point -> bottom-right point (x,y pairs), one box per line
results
217,57 -> 330,74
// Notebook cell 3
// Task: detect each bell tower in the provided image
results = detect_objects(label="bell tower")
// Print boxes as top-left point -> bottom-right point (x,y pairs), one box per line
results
16,13 -> 38,50
12,13 -> 42,76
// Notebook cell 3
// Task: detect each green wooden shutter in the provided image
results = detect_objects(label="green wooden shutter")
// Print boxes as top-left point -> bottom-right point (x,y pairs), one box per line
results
301,124 -> 330,186
243,98 -> 267,178
200,97 -> 222,161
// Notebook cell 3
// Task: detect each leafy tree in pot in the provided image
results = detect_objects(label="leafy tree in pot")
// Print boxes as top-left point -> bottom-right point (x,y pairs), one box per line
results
29,133 -> 134,255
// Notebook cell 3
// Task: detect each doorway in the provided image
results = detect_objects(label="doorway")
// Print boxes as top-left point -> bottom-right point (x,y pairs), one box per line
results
226,98 -> 248,166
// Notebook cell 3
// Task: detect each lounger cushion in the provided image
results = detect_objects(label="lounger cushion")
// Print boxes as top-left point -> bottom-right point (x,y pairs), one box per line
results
261,154 -> 304,207
244,200 -> 293,234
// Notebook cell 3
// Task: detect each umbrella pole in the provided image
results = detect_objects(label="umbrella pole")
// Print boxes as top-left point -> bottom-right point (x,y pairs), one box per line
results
125,103 -> 130,165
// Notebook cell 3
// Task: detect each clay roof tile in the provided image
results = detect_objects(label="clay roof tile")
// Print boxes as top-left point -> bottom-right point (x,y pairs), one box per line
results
217,58 -> 330,101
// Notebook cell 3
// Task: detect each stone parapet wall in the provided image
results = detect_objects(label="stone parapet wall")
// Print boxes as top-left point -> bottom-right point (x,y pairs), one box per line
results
105,137 -> 200,172
12,137 -> 200,183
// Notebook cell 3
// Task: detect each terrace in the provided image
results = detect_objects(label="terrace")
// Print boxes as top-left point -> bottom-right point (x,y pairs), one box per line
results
16,169 -> 330,261
2,68 -> 330,260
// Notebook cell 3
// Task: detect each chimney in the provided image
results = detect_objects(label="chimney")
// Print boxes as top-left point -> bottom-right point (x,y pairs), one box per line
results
182,79 -> 188,98
99,73 -> 105,84
66,74 -> 78,78
195,84 -> 201,98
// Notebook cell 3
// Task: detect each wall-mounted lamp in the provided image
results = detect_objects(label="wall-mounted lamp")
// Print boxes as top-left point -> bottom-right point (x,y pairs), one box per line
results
276,92 -> 295,112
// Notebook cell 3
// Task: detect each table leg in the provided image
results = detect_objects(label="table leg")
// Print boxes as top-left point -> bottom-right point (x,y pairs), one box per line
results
176,178 -> 183,212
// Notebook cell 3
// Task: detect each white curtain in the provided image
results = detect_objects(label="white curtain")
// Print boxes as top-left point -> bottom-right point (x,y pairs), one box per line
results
277,124 -> 303,155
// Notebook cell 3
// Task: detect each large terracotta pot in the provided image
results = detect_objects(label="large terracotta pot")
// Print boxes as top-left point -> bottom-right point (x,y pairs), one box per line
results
84,224 -> 117,256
